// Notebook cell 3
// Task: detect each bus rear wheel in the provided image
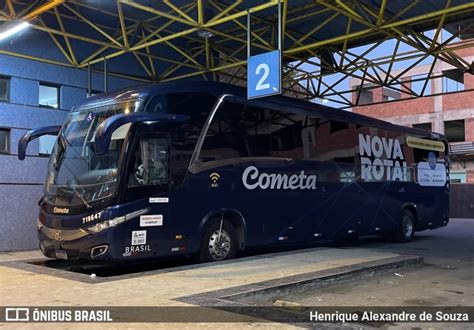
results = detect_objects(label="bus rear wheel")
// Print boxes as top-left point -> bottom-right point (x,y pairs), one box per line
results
393,209 -> 415,242
200,220 -> 238,262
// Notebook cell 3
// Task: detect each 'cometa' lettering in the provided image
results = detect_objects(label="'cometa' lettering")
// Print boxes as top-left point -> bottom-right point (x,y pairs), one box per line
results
242,166 -> 317,190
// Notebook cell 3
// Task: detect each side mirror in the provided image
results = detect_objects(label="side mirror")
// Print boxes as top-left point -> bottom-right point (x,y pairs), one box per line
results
18,125 -> 61,160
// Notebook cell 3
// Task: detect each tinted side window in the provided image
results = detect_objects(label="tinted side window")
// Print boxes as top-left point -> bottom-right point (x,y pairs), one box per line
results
385,129 -> 415,167
267,112 -> 304,159
357,129 -> 414,182
409,134 -> 445,164
330,120 -> 349,134
146,92 -> 217,185
146,92 -> 217,116
171,119 -> 206,184
302,119 -> 357,163
200,102 -> 309,162
200,103 -> 363,166
200,102 -> 251,162
129,137 -> 169,187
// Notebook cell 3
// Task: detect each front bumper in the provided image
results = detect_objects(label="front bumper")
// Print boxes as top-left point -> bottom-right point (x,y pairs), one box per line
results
38,226 -> 121,262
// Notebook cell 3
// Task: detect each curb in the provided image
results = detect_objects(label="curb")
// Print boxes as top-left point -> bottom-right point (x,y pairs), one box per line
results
177,254 -> 423,307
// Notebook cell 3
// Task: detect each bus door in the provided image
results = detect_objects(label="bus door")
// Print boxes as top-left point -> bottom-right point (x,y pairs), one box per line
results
125,132 -> 171,253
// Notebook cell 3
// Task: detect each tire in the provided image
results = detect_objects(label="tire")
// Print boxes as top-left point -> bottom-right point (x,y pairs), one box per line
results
200,220 -> 238,262
392,209 -> 415,242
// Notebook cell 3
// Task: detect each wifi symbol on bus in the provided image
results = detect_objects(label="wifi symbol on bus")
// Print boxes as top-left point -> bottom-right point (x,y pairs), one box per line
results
210,172 -> 220,187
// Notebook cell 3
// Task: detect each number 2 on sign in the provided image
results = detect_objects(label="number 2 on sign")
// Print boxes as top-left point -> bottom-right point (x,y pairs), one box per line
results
255,63 -> 270,90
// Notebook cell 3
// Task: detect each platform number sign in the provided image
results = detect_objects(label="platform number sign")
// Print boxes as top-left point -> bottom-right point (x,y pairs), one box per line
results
247,50 -> 281,99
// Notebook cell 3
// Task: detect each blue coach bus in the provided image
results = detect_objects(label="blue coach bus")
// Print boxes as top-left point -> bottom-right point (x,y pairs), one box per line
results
18,82 -> 450,262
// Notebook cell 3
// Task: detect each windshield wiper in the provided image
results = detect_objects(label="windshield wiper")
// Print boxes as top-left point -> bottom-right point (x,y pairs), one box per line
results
39,191 -> 60,206
58,131 -> 89,164
70,184 -> 92,209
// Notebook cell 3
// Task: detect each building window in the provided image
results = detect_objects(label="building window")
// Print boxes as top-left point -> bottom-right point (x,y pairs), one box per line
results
444,120 -> 465,142
442,69 -> 464,93
39,84 -> 59,109
87,90 -> 102,98
0,129 -> 9,153
450,170 -> 466,183
38,135 -> 57,156
0,77 -> 9,102
382,87 -> 400,102
357,87 -> 373,105
413,122 -> 432,131
411,74 -> 431,96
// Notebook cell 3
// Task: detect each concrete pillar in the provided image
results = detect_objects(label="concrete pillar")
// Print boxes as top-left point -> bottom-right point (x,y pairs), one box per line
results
432,77 -> 443,134
466,118 -> 474,142
373,87 -> 383,103
432,32 -> 444,134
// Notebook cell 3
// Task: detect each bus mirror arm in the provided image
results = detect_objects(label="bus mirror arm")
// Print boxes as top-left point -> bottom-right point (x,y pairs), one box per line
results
94,112 -> 189,155
17,125 -> 61,161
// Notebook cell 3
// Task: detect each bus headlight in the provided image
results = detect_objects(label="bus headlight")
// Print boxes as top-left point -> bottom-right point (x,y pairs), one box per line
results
87,221 -> 111,233
86,208 -> 149,234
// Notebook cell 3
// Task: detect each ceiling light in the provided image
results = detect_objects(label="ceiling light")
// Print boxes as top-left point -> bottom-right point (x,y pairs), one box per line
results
197,29 -> 214,38
0,20 -> 30,41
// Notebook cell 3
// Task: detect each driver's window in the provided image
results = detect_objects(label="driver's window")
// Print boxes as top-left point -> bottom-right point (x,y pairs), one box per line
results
129,137 -> 169,187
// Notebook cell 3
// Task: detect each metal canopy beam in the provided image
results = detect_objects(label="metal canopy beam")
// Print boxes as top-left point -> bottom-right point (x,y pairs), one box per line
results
0,0 -> 472,107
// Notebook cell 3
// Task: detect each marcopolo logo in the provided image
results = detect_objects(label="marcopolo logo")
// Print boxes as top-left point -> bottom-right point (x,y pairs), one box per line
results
242,166 -> 317,190
359,134 -> 408,181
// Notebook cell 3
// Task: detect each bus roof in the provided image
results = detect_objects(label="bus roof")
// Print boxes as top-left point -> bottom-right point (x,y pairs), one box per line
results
76,81 -> 445,140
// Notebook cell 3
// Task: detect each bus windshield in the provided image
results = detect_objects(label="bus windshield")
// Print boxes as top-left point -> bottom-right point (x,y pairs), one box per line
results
45,99 -> 141,206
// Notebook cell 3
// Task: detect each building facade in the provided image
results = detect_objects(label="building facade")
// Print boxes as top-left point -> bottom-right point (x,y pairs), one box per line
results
351,46 -> 474,183
0,54 -> 139,251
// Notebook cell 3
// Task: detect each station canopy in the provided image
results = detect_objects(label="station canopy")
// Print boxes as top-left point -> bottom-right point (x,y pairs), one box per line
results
0,0 -> 473,108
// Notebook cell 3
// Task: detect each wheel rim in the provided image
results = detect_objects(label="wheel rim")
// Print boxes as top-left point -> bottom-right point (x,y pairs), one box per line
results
208,229 -> 231,260
402,214 -> 413,238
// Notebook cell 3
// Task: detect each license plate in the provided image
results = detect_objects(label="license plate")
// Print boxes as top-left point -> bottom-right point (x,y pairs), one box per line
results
55,250 -> 68,260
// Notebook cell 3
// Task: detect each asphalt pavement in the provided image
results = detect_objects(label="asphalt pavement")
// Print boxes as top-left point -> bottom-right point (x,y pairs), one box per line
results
264,218 -> 474,307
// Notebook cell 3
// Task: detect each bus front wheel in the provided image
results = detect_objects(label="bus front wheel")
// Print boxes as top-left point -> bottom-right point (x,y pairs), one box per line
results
392,209 -> 415,243
200,219 -> 238,262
